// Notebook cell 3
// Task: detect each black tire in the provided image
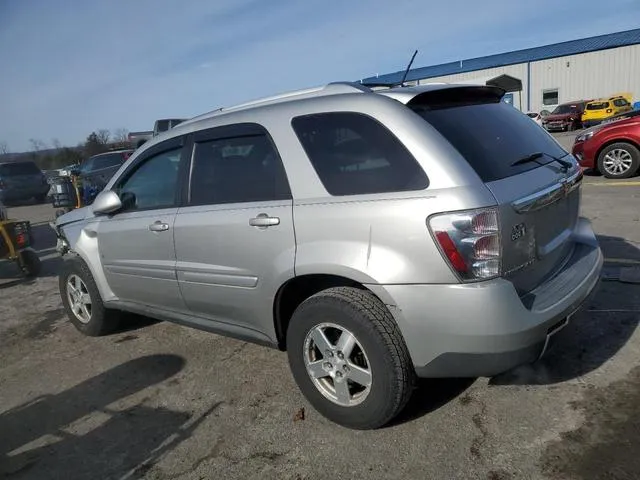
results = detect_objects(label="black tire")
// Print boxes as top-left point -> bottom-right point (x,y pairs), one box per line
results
59,256 -> 120,336
597,142 -> 640,179
286,287 -> 415,429
19,249 -> 41,277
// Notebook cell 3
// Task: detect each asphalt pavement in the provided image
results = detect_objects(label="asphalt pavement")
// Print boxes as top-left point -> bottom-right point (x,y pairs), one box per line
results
1,134 -> 639,480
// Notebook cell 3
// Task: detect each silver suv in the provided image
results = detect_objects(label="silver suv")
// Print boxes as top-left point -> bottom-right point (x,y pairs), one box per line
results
53,82 -> 602,429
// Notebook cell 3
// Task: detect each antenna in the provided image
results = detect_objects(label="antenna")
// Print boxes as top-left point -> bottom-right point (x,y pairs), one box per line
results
400,50 -> 418,86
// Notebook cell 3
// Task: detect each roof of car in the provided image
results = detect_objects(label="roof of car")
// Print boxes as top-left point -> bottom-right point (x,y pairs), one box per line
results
134,81 -> 502,155
176,81 -> 494,128
89,149 -> 133,158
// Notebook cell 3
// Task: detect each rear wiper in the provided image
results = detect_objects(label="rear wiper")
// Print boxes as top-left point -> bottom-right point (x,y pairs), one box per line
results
511,152 -> 544,167
511,152 -> 574,172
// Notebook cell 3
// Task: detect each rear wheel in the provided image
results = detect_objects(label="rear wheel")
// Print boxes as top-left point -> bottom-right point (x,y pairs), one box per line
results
286,287 -> 415,429
60,257 -> 120,336
597,142 -> 640,179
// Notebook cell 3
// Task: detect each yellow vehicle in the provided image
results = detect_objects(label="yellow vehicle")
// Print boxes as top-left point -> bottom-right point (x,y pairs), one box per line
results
582,95 -> 634,127
0,203 -> 41,277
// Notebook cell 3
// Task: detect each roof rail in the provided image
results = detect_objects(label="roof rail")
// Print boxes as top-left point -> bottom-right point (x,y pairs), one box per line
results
180,82 -> 370,127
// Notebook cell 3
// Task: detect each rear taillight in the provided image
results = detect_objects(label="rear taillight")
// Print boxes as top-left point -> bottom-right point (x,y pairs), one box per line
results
428,208 -> 501,281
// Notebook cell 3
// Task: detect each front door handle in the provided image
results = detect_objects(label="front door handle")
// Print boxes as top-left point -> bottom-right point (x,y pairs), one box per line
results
249,214 -> 280,227
148,221 -> 170,232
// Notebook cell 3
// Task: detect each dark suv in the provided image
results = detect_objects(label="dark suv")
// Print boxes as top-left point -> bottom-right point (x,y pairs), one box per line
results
542,101 -> 587,132
0,161 -> 50,204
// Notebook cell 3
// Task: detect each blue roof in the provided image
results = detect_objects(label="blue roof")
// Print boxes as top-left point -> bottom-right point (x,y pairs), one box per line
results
362,29 -> 640,85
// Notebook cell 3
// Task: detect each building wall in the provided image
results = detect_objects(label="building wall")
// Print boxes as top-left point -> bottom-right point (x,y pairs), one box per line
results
529,44 -> 640,113
414,44 -> 640,113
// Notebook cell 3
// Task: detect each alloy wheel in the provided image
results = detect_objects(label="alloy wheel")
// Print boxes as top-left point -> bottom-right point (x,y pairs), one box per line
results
303,323 -> 372,407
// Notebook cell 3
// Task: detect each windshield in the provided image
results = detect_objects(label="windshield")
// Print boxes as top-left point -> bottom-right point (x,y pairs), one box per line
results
412,100 -> 567,182
80,153 -> 123,174
586,102 -> 609,110
551,104 -> 579,115
0,162 -> 41,176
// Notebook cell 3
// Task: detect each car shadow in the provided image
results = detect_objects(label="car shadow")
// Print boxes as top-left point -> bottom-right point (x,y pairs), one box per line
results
491,234 -> 639,386
0,354 -> 219,479
386,377 -> 476,427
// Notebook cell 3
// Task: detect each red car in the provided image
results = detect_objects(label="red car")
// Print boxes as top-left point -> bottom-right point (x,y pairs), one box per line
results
572,111 -> 640,179
542,101 -> 587,132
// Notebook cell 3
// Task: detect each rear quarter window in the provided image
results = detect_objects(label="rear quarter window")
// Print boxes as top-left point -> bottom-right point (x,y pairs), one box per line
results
291,112 -> 428,196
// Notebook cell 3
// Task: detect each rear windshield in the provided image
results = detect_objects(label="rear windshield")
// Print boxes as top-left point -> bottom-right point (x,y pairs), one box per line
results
586,102 -> 609,110
411,100 -> 567,182
0,162 -> 41,176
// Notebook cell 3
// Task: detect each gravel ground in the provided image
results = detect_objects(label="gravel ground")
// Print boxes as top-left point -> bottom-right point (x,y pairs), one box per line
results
1,156 -> 639,480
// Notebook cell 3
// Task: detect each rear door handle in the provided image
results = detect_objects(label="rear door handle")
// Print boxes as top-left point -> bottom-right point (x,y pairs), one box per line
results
148,221 -> 170,232
249,214 -> 280,227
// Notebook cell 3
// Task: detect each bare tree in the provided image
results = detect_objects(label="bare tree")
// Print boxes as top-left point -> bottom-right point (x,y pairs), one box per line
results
29,138 -> 46,152
52,138 -> 62,150
113,128 -> 129,143
0,141 -> 8,155
96,129 -> 111,145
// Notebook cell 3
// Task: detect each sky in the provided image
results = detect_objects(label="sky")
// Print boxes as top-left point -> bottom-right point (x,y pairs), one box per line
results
1,0 -> 639,152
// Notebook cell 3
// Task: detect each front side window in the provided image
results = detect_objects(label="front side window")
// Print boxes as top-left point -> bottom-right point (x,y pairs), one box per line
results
189,133 -> 290,206
115,148 -> 182,210
292,112 -> 428,196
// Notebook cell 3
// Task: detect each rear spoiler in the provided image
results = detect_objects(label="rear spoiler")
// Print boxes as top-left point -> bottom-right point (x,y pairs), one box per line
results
377,84 -> 506,108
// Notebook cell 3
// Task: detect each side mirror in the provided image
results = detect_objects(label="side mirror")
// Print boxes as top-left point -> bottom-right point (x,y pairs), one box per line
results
92,190 -> 122,215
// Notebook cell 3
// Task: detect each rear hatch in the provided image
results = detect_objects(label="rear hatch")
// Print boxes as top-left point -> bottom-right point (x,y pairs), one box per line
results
0,162 -> 45,189
408,87 -> 582,293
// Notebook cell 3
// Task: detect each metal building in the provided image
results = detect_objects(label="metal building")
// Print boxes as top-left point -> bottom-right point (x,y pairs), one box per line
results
360,29 -> 640,113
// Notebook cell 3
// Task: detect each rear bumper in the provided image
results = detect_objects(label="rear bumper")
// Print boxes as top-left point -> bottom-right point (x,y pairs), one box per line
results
367,217 -> 602,378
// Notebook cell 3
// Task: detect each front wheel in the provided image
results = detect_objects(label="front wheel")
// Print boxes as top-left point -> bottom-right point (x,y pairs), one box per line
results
286,287 -> 415,429
597,142 -> 640,179
60,257 -> 121,336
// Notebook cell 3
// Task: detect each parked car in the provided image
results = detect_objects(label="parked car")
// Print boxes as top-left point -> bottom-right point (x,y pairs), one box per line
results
128,131 -> 153,149
128,119 -> 186,149
541,101 -> 587,131
76,150 -> 133,205
581,96 -> 633,128
572,113 -> 640,178
526,112 -> 543,126
53,82 -> 602,429
0,161 -> 50,204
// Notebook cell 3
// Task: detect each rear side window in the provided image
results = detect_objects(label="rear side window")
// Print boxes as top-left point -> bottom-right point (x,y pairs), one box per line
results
292,112 -> 428,196
189,134 -> 291,206
411,99 -> 567,182
587,102 -> 609,110
0,162 -> 41,176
